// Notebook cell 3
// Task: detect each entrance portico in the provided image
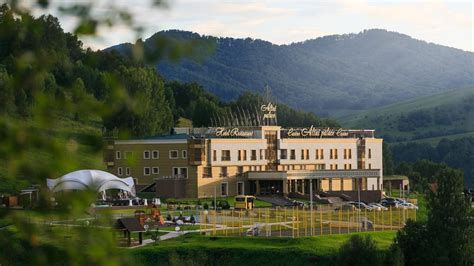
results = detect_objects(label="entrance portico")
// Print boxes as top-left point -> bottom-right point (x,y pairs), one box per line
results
246,169 -> 382,201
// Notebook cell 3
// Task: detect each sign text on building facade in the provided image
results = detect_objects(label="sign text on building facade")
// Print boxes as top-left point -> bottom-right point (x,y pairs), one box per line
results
286,126 -> 350,138
215,127 -> 254,137
260,102 -> 277,120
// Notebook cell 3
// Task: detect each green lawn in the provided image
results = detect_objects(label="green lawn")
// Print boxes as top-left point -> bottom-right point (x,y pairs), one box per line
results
129,231 -> 397,265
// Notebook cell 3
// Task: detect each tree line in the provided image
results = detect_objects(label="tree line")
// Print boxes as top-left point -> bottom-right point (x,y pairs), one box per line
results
0,4 -> 336,140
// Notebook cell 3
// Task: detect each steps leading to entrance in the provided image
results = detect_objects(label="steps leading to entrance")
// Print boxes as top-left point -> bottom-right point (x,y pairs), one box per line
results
257,195 -> 294,206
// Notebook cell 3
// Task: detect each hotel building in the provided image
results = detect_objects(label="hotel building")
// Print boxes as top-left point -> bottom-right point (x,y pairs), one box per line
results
103,102 -> 383,201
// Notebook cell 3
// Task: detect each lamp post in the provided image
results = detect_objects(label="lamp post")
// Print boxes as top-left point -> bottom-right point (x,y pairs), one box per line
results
357,177 -> 361,232
214,186 -> 217,210
310,178 -> 313,236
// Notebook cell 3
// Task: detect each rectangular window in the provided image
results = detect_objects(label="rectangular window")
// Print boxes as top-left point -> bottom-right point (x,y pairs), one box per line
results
368,163 -> 372,169
349,164 -> 352,170
213,150 -> 217,161
125,167 -> 131,176
260,149 -> 264,160
116,151 -> 121,160
330,149 -> 333,159
306,149 -> 310,160
301,149 -> 305,160
194,148 -> 202,161
344,149 -> 347,159
144,167 -> 151,176
117,167 -> 123,176
290,149 -> 296,160
315,149 -> 319,160
368,148 -> 372,159
172,167 -> 188,178
152,167 -> 159,175
335,149 -> 338,159
220,167 -> 228,177
152,150 -> 159,159
169,150 -> 179,159
182,150 -> 187,159
334,164 -> 338,170
203,167 -> 212,178
243,150 -> 247,160
221,150 -> 231,161
251,150 -> 257,160
237,182 -> 244,195
315,164 -> 325,170
320,149 -> 324,159
238,150 -> 242,161
281,149 -> 288,160
181,168 -> 188,179
348,149 -> 352,159
143,150 -> 150,159
221,182 -> 228,196
237,166 -> 244,175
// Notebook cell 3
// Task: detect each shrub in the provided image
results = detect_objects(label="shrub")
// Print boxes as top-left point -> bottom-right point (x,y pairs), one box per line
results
337,235 -> 381,266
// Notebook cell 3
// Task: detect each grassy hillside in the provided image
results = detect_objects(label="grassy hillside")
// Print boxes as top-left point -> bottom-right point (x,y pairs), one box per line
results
339,86 -> 474,143
129,232 -> 396,265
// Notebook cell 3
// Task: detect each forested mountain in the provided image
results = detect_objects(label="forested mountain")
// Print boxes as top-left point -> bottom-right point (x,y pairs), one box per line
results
340,86 -> 474,143
0,5 -> 332,139
109,29 -> 474,116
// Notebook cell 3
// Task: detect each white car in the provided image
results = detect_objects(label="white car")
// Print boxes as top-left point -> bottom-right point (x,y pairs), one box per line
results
398,202 -> 418,210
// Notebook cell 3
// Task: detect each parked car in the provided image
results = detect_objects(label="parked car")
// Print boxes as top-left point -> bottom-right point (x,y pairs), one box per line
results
398,202 -> 418,210
348,201 -> 373,210
380,198 -> 398,207
368,203 -> 388,211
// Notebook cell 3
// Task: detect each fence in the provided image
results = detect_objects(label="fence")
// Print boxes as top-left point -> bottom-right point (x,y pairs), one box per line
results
197,206 -> 416,237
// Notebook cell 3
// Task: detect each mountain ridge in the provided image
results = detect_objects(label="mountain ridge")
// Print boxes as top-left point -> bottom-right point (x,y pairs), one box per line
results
107,29 -> 474,116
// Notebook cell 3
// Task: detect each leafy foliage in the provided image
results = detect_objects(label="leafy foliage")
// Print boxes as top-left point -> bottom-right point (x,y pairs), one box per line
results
337,235 -> 381,265
394,167 -> 473,265
390,138 -> 474,187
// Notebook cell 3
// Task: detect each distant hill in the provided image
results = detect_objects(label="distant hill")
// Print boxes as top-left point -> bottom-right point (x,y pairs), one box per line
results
339,86 -> 474,143
108,29 -> 474,116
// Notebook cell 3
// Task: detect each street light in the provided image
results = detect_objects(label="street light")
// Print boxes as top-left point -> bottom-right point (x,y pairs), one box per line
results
310,178 -> 313,236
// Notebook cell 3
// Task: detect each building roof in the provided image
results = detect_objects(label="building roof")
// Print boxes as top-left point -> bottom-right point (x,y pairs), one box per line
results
115,217 -> 145,232
383,175 -> 409,181
46,170 -> 135,195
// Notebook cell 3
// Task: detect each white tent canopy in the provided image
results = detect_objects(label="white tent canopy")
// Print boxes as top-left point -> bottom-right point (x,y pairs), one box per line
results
47,170 -> 135,196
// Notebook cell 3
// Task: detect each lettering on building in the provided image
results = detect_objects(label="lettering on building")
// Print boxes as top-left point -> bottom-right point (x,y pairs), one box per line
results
260,102 -> 277,119
215,127 -> 254,137
286,126 -> 349,138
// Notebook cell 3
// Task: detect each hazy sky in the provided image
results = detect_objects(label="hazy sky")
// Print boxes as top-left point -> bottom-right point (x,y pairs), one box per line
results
35,0 -> 473,51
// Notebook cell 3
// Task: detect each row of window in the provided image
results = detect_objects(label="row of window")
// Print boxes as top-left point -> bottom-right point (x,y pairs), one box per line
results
213,149 -> 266,161
203,165 -> 264,178
280,148 -> 370,160
117,148 -> 373,161
116,150 -> 187,160
117,167 -> 188,178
